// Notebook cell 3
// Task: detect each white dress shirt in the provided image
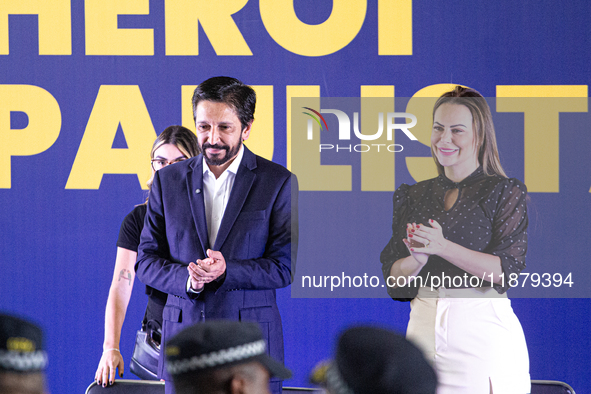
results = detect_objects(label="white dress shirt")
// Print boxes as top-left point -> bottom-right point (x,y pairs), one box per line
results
187,145 -> 245,294
202,145 -> 244,248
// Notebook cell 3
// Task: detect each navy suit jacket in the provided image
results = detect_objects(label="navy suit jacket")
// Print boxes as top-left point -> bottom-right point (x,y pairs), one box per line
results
135,146 -> 297,381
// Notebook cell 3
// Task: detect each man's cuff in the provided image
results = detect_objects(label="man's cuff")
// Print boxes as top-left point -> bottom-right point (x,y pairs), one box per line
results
186,276 -> 203,295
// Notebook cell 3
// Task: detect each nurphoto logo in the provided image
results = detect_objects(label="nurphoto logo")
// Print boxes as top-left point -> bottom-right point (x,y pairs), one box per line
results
302,107 -> 419,153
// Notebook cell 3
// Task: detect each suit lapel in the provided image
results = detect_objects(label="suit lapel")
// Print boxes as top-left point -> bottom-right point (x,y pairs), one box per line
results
213,147 -> 256,251
186,156 -> 210,255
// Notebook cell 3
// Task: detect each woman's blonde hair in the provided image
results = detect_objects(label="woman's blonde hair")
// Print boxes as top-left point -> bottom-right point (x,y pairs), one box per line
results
432,86 -> 507,178
146,125 -> 200,193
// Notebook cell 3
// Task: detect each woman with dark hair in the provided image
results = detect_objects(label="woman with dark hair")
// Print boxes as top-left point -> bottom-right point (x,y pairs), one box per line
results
95,126 -> 199,387
381,86 -> 530,393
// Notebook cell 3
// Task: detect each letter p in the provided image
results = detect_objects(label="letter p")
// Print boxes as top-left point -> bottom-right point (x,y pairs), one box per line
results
331,276 -> 341,292
0,85 -> 61,188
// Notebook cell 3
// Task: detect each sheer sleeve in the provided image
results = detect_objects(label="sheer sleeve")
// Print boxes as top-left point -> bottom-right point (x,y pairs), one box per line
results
380,184 -> 417,301
485,178 -> 528,293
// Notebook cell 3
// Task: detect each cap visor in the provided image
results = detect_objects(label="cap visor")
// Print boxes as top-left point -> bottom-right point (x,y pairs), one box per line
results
258,354 -> 292,380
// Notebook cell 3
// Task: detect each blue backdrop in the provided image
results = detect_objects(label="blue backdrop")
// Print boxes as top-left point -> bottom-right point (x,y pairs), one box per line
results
1,1 -> 590,393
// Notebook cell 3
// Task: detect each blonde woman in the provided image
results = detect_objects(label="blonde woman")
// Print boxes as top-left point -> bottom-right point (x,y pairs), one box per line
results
381,87 -> 530,393
95,126 -> 199,387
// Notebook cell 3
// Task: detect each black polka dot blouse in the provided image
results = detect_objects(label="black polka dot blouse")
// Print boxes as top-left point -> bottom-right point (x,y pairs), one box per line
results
380,166 -> 528,301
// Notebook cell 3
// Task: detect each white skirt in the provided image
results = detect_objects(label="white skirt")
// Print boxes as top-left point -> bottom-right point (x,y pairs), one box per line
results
406,287 -> 530,394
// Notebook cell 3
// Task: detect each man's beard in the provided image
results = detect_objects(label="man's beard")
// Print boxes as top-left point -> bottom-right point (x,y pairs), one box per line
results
201,139 -> 242,166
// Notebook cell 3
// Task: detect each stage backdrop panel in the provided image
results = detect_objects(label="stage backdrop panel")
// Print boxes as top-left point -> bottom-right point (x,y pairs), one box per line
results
1,1 -> 590,393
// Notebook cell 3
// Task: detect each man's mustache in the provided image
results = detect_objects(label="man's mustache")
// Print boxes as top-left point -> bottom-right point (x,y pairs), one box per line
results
202,143 -> 229,151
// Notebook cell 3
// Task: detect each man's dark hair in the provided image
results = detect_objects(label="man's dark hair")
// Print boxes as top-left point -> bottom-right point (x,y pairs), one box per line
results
192,76 -> 256,130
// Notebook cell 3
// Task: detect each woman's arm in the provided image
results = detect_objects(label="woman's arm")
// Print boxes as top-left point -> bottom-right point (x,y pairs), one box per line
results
94,247 -> 137,387
410,178 -> 528,288
388,255 -> 427,288
410,220 -> 504,284
386,223 -> 431,288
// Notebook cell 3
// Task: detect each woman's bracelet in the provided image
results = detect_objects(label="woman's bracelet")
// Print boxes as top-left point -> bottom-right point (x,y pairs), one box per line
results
103,348 -> 120,353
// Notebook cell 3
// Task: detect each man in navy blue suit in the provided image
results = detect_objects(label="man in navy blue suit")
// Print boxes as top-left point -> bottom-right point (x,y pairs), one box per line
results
136,76 -> 297,394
